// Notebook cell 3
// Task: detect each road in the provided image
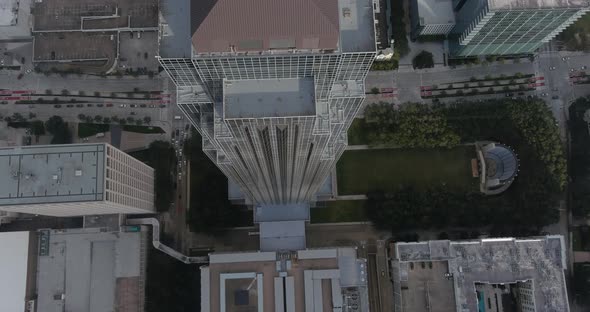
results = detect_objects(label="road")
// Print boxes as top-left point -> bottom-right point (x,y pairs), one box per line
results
0,71 -> 162,93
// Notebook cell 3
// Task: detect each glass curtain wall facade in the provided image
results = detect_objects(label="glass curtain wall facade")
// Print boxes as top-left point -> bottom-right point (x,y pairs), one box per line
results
160,52 -> 374,204
453,0 -> 589,56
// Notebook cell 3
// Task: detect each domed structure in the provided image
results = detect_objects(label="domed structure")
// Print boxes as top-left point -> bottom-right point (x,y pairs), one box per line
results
475,142 -> 519,195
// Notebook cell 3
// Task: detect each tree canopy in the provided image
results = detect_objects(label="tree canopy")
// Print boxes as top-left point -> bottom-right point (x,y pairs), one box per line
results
364,103 -> 460,148
45,116 -> 72,144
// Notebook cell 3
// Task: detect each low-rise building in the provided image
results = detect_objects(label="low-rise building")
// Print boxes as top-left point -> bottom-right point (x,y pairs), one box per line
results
0,143 -> 155,216
0,227 -> 148,312
201,248 -> 369,312
391,236 -> 570,312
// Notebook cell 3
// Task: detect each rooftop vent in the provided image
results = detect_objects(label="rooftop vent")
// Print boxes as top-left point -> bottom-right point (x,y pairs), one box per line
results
75,170 -> 82,176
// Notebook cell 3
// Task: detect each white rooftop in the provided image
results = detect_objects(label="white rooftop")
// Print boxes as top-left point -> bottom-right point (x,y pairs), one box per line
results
0,231 -> 30,312
0,0 -> 18,26
0,144 -> 106,206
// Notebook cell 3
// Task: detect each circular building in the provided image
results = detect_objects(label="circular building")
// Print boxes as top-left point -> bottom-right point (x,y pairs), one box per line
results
475,141 -> 519,195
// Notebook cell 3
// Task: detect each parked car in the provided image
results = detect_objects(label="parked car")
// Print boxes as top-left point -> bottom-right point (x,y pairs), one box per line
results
130,112 -> 136,115
106,103 -> 113,107
149,105 -> 155,108
76,104 -> 83,107
87,104 -> 93,107
159,104 -> 166,108
140,104 -> 147,108
130,104 -> 137,108
66,104 -> 74,108
96,104 -> 103,107
54,104 -> 62,108
582,66 -> 587,70
552,95 -> 559,99
549,66 -> 556,70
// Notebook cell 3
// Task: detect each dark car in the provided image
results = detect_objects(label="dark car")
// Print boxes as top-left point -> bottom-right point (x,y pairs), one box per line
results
130,112 -> 137,115
87,104 -> 93,107
54,104 -> 62,108
96,104 -> 104,107
76,104 -> 83,107
159,104 -> 166,108
66,104 -> 74,108
140,104 -> 147,108
130,104 -> 137,108
106,103 -> 113,107
552,95 -> 559,99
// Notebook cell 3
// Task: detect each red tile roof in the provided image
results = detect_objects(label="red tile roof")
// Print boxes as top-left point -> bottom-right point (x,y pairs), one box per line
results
191,0 -> 340,53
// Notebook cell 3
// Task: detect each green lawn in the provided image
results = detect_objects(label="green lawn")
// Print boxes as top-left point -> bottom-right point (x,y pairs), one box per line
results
336,147 -> 477,195
311,200 -> 368,223
123,125 -> 165,134
78,123 -> 109,138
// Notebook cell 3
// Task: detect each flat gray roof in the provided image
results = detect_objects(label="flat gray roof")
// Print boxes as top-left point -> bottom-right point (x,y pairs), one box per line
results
223,78 -> 316,119
259,220 -> 306,251
394,236 -> 569,312
339,0 -> 377,52
159,0 -> 193,58
416,0 -> 455,25
36,228 -> 143,312
0,144 -> 105,206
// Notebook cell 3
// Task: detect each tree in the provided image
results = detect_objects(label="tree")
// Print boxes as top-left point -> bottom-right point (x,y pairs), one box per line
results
103,117 -> 111,124
29,120 -> 45,136
94,115 -> 103,123
370,87 -> 380,94
28,112 -> 36,120
45,116 -> 72,144
143,116 -> 151,124
77,114 -> 86,120
362,103 -> 459,148
412,51 -> 434,69
135,119 -> 144,126
61,89 -> 69,95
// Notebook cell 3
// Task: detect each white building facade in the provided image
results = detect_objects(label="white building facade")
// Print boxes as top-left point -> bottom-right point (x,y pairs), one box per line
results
159,0 -> 376,205
0,143 -> 155,216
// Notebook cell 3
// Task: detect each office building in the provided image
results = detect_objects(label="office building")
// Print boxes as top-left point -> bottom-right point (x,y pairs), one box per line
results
410,0 -> 589,55
200,247 -> 369,312
391,236 -> 570,312
410,0 -> 456,38
0,228 -> 148,312
0,143 -> 155,217
453,0 -> 589,56
159,0 -> 376,207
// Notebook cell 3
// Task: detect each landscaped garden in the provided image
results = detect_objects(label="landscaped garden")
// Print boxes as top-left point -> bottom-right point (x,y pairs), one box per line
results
334,99 -> 566,234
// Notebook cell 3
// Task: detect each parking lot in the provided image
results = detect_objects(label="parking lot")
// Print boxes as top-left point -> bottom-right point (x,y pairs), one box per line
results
33,32 -> 117,62
119,31 -> 160,71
